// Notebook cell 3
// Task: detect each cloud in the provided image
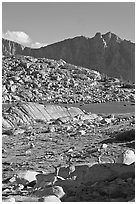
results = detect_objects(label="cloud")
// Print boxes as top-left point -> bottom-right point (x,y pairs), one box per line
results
31,42 -> 47,48
3,31 -> 31,45
2,31 -> 47,48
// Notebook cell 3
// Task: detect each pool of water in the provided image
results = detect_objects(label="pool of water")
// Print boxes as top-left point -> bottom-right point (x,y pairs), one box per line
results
80,101 -> 135,114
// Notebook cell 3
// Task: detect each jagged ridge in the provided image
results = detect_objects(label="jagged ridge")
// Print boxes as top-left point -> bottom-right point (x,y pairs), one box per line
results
2,32 -> 135,82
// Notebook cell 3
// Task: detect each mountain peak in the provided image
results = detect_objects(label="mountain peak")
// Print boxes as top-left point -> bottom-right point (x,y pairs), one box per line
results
102,32 -> 122,43
95,32 -> 102,38
93,32 -> 122,45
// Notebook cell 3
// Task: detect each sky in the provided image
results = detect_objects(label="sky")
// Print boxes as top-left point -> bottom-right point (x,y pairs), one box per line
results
2,2 -> 135,48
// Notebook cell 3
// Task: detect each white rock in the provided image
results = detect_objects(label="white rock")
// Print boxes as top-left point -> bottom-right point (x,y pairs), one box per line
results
16,170 -> 40,185
116,149 -> 135,165
9,176 -> 16,183
50,126 -> 56,132
29,142 -> 35,148
18,184 -> 24,190
38,195 -> 61,202
67,126 -> 71,131
122,150 -> 135,165
79,130 -> 86,135
25,150 -> 32,155
67,148 -> 74,154
53,186 -> 65,198
101,143 -> 108,150
105,118 -> 112,124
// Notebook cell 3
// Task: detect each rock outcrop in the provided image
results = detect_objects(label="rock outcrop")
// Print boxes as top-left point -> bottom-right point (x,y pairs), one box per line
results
2,32 -> 135,82
2,102 -> 84,129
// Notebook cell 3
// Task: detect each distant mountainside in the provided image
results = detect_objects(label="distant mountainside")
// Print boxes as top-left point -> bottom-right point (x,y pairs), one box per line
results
2,32 -> 135,82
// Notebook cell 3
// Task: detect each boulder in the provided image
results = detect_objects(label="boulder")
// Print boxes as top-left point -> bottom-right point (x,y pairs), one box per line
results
117,149 -> 135,165
15,170 -> 40,185
58,166 -> 70,179
35,172 -> 55,188
101,143 -> 108,150
53,186 -> 65,198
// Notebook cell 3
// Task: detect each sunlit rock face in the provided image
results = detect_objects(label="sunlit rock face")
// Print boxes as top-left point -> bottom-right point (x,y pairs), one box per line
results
2,31 -> 135,82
